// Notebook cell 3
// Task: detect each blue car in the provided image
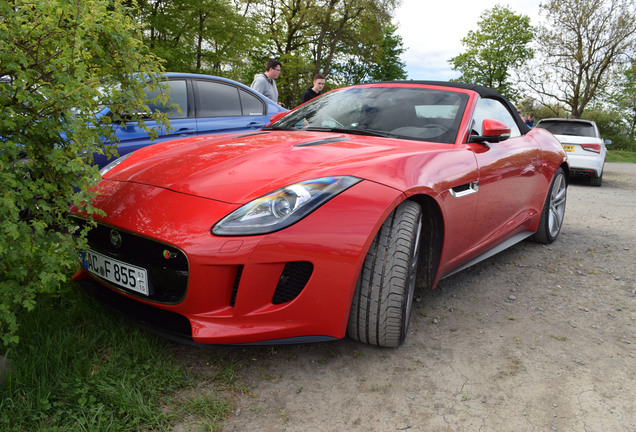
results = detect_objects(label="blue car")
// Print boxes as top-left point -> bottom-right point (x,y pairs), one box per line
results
93,73 -> 287,167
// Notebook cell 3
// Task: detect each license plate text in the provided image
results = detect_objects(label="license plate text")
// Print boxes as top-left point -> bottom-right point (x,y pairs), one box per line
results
83,249 -> 149,296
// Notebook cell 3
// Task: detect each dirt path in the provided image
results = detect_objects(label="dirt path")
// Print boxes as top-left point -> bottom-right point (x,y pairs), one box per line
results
178,163 -> 636,432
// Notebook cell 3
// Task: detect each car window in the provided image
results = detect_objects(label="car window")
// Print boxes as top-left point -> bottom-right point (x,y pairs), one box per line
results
272,86 -> 468,144
145,80 -> 188,119
414,104 -> 460,120
196,80 -> 242,117
239,89 -> 266,115
535,120 -> 597,137
472,98 -> 521,137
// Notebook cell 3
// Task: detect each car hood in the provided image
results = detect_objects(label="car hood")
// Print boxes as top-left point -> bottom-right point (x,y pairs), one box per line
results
105,130 -> 446,204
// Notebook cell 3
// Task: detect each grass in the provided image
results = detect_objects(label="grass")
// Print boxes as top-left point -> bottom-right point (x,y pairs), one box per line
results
606,149 -> 636,163
175,394 -> 235,431
0,282 -> 235,431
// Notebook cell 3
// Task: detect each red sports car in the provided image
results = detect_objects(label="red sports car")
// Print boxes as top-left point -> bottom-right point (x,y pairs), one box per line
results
71,82 -> 568,347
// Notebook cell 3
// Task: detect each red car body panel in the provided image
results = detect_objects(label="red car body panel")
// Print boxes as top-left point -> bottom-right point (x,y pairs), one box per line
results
74,177 -> 404,343
71,82 -> 567,345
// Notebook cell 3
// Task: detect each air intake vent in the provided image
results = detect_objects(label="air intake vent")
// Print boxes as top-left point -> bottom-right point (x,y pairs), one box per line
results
272,262 -> 313,304
230,265 -> 243,307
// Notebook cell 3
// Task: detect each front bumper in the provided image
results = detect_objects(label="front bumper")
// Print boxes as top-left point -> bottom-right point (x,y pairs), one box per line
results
72,178 -> 403,345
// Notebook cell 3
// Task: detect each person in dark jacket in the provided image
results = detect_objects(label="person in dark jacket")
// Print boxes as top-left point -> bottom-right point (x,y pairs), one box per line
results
301,74 -> 325,103
525,112 -> 535,128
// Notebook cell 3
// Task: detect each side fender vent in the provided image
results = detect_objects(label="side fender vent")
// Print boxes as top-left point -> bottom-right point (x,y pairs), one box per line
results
450,181 -> 479,198
272,262 -> 313,305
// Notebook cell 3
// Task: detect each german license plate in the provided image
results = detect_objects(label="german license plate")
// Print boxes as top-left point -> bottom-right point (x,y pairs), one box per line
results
562,144 -> 575,152
82,249 -> 149,295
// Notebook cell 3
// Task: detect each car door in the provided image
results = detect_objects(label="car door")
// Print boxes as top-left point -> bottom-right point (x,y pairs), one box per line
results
111,78 -> 194,159
193,79 -> 269,135
469,97 -> 543,250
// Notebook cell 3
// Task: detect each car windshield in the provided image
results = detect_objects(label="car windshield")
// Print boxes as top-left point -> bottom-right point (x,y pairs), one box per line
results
536,120 -> 597,138
268,86 -> 469,144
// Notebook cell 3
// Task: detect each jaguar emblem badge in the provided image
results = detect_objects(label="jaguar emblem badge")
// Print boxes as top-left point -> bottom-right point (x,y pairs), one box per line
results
110,229 -> 122,248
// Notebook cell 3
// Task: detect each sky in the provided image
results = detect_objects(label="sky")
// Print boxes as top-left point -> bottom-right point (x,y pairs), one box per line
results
393,0 -> 542,81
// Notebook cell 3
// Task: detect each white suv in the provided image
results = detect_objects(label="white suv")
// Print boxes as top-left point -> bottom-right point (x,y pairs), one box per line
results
534,118 -> 611,186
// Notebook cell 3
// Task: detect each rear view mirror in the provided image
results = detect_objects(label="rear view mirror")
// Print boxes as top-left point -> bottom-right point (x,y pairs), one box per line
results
469,119 -> 511,143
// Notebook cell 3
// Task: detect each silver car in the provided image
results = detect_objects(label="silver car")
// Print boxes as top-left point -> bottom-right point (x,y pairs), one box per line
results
534,118 -> 611,186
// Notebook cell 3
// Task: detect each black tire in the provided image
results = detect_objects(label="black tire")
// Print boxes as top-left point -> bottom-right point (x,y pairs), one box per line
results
590,171 -> 603,187
531,167 -> 567,244
347,201 -> 422,347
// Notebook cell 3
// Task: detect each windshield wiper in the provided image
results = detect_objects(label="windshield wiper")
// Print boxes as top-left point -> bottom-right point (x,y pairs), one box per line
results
305,127 -> 393,137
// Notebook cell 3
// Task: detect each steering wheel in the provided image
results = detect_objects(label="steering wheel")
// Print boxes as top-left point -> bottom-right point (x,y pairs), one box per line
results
321,116 -> 345,129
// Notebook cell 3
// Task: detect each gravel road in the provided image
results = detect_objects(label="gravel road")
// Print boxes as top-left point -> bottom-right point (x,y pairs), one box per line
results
176,162 -> 636,432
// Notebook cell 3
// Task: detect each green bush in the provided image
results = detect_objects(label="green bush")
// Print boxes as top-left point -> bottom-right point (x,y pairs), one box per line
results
0,0 -> 166,348
582,107 -> 636,152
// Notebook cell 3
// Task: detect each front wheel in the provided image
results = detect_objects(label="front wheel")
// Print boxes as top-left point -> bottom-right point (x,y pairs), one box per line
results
532,167 -> 567,244
347,201 -> 422,347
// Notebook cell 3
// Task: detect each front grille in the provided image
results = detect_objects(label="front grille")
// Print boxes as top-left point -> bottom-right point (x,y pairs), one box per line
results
76,219 -> 189,303
271,261 -> 313,304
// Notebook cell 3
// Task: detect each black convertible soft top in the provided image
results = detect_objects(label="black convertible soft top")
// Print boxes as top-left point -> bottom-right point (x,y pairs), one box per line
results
379,80 -> 530,135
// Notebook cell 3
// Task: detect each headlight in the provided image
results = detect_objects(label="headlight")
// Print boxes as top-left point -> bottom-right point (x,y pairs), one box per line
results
99,152 -> 133,176
212,176 -> 361,236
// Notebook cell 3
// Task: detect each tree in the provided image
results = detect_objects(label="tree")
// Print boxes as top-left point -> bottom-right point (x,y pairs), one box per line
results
614,60 -> 636,145
244,0 -> 399,107
525,0 -> 636,118
137,0 -> 259,80
449,5 -> 534,100
370,24 -> 408,82
582,104 -> 634,149
331,22 -> 407,85
131,0 -> 403,106
0,0 -> 166,347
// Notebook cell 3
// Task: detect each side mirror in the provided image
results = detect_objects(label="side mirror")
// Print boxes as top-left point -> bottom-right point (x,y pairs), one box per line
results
604,139 -> 612,145
469,119 -> 511,143
267,111 -> 287,126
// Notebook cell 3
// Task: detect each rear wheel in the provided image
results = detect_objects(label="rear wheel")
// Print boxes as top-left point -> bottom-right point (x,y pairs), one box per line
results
532,167 -> 567,244
347,201 -> 422,347
590,170 -> 603,187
